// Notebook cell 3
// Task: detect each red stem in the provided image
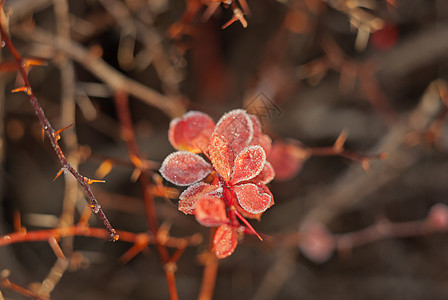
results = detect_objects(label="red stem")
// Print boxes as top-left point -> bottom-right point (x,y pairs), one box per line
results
114,90 -> 178,300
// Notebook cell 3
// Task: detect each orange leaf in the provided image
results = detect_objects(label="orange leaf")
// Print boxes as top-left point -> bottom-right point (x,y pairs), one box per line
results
249,114 -> 272,155
213,224 -> 238,259
268,139 -> 306,181
231,145 -> 266,185
194,196 -> 228,227
209,133 -> 234,183
213,109 -> 253,156
178,182 -> 222,214
251,161 -> 275,184
168,111 -> 215,153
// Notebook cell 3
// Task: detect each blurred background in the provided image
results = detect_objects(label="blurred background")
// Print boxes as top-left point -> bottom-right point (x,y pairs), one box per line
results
1,0 -> 448,299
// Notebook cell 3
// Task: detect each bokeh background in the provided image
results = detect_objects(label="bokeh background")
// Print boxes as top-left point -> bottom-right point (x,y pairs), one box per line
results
2,0 -> 448,299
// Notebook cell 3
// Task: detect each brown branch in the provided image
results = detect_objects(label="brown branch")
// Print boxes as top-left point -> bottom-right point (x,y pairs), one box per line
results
38,237 -> 68,297
0,277 -> 46,300
0,225 -> 202,248
198,229 -> 219,300
0,4 -> 118,240
114,90 -> 179,300
53,0 -> 79,258
15,24 -> 186,118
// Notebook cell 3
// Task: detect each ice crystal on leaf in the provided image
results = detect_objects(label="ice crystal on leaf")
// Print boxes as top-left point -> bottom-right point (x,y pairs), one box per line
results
168,111 -> 215,153
231,145 -> 266,185
195,196 -> 228,227
178,182 -> 223,214
159,151 -> 213,186
159,109 -> 275,258
232,183 -> 272,214
213,224 -> 239,259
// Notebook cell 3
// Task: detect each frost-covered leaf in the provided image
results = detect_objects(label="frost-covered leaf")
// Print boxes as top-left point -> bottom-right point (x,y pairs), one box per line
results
251,161 -> 275,184
249,115 -> 272,155
233,182 -> 272,214
168,111 -> 215,153
179,182 -> 223,214
234,183 -> 274,220
231,145 -> 266,185
209,133 -> 235,183
213,224 -> 238,259
194,196 -> 228,227
268,139 -> 306,181
213,109 -> 253,156
160,151 -> 213,186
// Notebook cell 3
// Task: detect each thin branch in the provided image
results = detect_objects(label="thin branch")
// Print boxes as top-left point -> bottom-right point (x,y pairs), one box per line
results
114,90 -> 179,300
38,237 -> 68,297
15,25 -> 186,118
198,229 -> 219,300
53,0 -> 79,256
0,277 -> 46,300
0,4 -> 118,240
0,225 -> 202,248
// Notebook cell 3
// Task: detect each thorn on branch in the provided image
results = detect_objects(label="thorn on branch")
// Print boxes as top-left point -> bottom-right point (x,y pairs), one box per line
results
11,86 -> 31,95
53,169 -> 65,182
222,8 -> 247,29
54,123 -> 73,141
83,177 -> 106,185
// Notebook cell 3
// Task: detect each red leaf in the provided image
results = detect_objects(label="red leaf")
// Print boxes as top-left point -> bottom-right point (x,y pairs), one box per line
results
427,203 -> 448,231
234,183 -> 274,220
268,139 -> 306,181
168,111 -> 215,153
213,224 -> 238,259
371,23 -> 399,51
209,133 -> 235,183
233,183 -> 272,214
249,114 -> 272,155
160,151 -> 213,186
179,182 -> 223,214
194,196 -> 228,227
299,223 -> 335,264
231,145 -> 266,185
234,202 -> 263,220
213,109 -> 253,156
252,161 -> 275,184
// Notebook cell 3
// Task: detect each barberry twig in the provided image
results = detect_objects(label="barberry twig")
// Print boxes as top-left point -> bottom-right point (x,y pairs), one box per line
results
198,229 -> 219,300
0,224 -> 201,248
304,130 -> 387,171
14,24 -> 186,118
53,0 -> 79,258
114,90 -> 180,300
0,276 -> 45,300
0,2 -> 118,240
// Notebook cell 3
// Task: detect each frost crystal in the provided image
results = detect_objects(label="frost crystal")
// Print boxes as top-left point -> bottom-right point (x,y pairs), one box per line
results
160,151 -> 213,186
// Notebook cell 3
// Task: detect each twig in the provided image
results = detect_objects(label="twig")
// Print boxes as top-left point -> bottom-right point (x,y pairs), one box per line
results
198,229 -> 219,300
265,79 -> 442,233
0,225 -> 202,248
0,277 -> 46,300
114,90 -> 179,300
53,0 -> 79,257
38,237 -> 68,297
15,25 -> 186,118
0,3 -> 118,240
